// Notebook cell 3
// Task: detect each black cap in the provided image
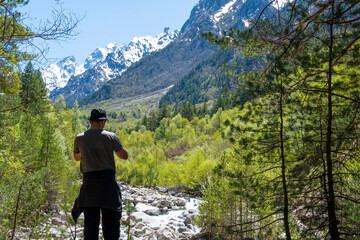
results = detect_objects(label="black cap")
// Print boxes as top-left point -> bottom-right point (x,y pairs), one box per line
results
89,109 -> 107,121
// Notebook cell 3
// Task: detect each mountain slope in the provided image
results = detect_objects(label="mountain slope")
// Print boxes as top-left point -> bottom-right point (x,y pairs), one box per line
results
44,28 -> 178,105
41,56 -> 83,92
160,0 -> 278,106
81,0 -> 275,107
79,36 -> 216,105
159,49 -> 235,106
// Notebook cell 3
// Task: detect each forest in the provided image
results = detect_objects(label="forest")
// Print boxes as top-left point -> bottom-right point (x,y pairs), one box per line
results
1,0 -> 360,239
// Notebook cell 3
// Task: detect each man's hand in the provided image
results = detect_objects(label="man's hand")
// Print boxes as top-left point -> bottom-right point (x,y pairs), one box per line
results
115,149 -> 128,160
74,153 -> 81,161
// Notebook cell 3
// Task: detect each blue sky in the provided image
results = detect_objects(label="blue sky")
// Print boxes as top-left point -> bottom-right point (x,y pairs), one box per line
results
21,0 -> 198,64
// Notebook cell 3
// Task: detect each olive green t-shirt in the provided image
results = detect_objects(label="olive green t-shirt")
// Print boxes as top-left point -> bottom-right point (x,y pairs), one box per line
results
74,129 -> 123,173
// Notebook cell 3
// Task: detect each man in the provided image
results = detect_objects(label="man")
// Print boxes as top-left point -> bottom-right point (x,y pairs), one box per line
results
73,108 -> 128,240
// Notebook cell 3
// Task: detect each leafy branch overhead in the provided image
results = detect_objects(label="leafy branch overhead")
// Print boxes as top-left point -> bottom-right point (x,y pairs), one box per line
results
0,0 -> 81,94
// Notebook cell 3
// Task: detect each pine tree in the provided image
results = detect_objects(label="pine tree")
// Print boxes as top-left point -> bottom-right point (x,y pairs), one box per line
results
0,2 -> 80,236
201,0 -> 360,239
159,102 -> 171,120
20,62 -> 49,111
180,102 -> 195,121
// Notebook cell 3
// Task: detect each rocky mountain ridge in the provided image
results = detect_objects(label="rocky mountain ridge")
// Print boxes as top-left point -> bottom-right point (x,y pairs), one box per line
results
81,0 -> 276,107
43,0 -> 277,107
42,28 -> 178,104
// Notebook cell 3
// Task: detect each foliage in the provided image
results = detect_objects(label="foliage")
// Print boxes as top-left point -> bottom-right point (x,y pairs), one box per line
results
197,0 -> 360,239
0,64 -> 81,238
114,108 -> 234,189
2,1 -> 360,239
0,1 -> 80,237
79,38 -> 217,106
160,49 -> 235,106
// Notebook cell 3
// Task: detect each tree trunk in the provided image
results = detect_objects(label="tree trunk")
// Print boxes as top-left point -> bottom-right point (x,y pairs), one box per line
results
280,76 -> 291,240
326,2 -> 340,239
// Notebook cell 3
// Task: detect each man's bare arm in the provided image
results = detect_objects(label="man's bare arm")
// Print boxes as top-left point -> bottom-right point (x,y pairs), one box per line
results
74,153 -> 81,161
115,149 -> 128,160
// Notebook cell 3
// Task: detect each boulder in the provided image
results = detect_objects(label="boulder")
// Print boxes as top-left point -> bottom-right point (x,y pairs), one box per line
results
156,226 -> 177,240
17,183 -> 202,239
156,186 -> 168,193
145,208 -> 161,216
185,214 -> 196,226
51,217 -> 66,225
152,199 -> 172,208
178,226 -> 189,233
174,198 -> 186,206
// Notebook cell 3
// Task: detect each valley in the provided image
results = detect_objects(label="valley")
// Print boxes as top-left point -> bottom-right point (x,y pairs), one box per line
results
1,0 -> 359,239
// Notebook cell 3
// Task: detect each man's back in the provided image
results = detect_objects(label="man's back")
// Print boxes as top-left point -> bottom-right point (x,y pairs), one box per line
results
74,129 -> 123,173
72,108 -> 128,240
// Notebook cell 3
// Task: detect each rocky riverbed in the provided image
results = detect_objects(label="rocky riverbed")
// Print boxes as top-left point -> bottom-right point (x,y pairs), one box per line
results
14,183 -> 203,239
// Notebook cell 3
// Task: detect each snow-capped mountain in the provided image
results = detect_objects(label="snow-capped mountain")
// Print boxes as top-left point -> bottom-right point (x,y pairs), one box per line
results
81,0 -> 276,106
41,56 -> 84,92
46,0 -> 279,106
44,28 -> 179,103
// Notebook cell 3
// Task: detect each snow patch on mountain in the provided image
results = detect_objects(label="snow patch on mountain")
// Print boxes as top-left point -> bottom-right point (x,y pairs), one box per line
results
213,0 -> 237,22
42,28 -> 179,93
84,42 -> 119,69
242,18 -> 250,28
41,56 -> 83,92
272,0 -> 291,9
92,27 -> 178,82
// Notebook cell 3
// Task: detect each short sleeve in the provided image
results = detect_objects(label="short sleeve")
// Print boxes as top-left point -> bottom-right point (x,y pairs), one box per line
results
113,134 -> 123,152
74,137 -> 80,154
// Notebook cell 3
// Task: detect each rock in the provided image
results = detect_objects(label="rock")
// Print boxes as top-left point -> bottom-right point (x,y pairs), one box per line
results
188,208 -> 197,214
129,215 -> 138,222
49,228 -> 61,237
17,183 -> 202,239
77,214 -> 85,225
172,205 -> 185,211
152,199 -> 172,208
156,186 -> 168,193
185,214 -> 196,226
175,192 -> 188,198
58,210 -> 67,221
134,222 -> 146,229
178,226 -> 189,233
156,226 -> 177,240
76,231 -> 83,238
135,203 -> 161,217
174,198 -> 186,206
132,228 -> 146,237
122,197 -> 135,205
51,217 -> 65,225
145,208 -> 161,216
168,186 -> 185,195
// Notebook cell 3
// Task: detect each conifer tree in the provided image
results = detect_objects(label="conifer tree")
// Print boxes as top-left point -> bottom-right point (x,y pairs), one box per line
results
0,1 -> 80,237
181,102 -> 195,121
20,62 -> 49,111
201,0 -> 360,239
